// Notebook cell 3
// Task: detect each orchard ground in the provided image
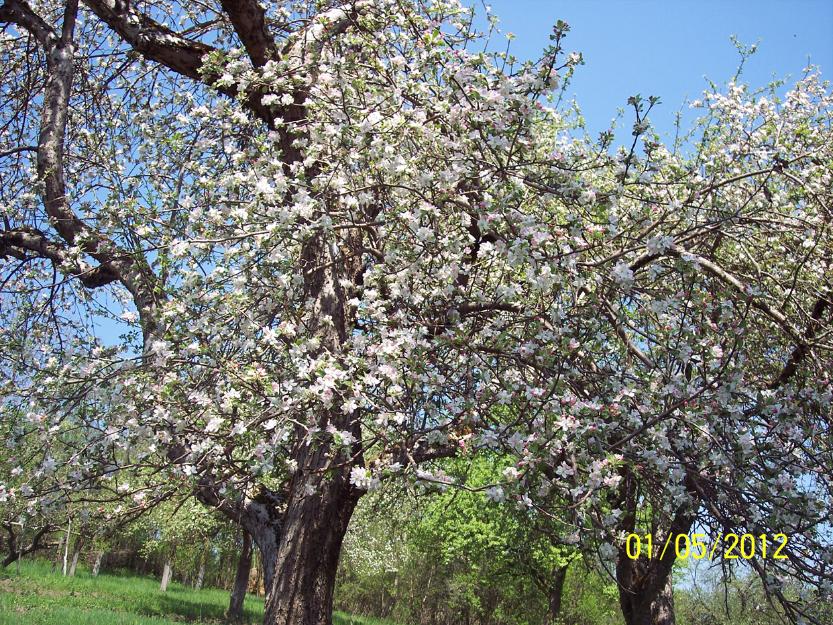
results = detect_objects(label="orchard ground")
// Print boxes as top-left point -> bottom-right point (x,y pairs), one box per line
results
0,560 -> 396,625
1,557 -> 803,625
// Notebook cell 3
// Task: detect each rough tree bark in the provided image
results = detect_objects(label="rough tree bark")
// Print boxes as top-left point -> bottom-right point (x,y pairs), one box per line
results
194,483 -> 285,598
240,498 -> 282,597
259,217 -> 367,625
1,4 -> 370,624
617,562 -> 676,625
615,471 -> 697,625
264,464 -> 360,625
229,531 -> 254,621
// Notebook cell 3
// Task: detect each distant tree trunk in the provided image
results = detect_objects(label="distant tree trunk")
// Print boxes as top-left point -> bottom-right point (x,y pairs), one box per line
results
228,530 -> 253,621
68,537 -> 84,576
419,564 -> 435,624
388,571 -> 399,617
92,551 -> 104,576
194,555 -> 206,590
160,558 -> 174,592
62,519 -> 71,576
543,563 -> 569,625
252,550 -> 263,596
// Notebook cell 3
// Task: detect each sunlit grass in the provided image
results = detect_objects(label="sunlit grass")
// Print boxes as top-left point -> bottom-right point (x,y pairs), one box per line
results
0,559 -> 398,625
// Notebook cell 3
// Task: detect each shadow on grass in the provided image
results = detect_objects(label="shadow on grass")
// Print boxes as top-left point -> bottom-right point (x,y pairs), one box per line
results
145,589 -> 263,624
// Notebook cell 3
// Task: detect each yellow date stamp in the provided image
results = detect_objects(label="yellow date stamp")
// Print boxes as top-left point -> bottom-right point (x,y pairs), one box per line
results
624,533 -> 789,561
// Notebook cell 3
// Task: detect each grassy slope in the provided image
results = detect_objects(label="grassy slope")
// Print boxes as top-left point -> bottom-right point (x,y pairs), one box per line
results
0,560 -> 395,625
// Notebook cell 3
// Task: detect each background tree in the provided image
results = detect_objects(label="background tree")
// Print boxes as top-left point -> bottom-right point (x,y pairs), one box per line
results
337,467 -> 584,625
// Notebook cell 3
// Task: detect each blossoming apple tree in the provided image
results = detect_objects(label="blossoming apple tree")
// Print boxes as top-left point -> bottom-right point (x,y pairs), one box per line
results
1,1 -> 831,624
489,75 -> 833,625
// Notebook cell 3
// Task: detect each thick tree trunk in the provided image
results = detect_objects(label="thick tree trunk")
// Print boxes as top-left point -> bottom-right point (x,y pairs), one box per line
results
92,551 -> 104,576
194,483 -> 283,599
615,469 -> 697,625
617,561 -> 675,625
649,575 -> 675,625
262,230 -> 361,625
263,466 -> 359,625
543,563 -> 569,625
229,530 -> 253,621
160,559 -> 173,592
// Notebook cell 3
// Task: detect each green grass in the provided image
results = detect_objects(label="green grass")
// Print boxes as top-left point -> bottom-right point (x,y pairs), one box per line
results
0,560 -> 397,625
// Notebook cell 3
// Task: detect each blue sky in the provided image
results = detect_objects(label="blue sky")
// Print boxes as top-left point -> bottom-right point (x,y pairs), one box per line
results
481,0 -> 833,140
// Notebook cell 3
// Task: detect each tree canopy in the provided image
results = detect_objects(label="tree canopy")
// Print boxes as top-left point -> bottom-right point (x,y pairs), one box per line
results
1,1 -> 831,624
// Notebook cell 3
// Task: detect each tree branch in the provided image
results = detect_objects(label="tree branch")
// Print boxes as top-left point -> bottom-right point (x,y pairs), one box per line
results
80,0 -> 213,81
219,0 -> 276,67
599,297 -> 655,369
3,0 -> 163,338
0,226 -> 121,287
769,293 -> 831,388
283,0 -> 373,64
0,145 -> 38,159
80,0 -> 276,125
630,244 -> 801,342
0,0 -> 56,47
1,523 -> 57,568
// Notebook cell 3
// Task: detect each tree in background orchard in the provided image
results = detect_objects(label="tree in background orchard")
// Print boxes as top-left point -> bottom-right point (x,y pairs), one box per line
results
0,407 -> 59,568
339,456 -> 580,625
138,500 -> 223,591
1,1 -> 831,625
409,457 -> 577,625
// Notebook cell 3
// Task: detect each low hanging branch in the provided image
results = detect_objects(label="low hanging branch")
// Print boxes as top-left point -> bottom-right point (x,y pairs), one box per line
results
2,522 -> 57,568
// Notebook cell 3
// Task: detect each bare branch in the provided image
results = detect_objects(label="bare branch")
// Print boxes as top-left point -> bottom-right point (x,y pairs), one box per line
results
4,0 -> 162,337
0,145 -> 38,159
